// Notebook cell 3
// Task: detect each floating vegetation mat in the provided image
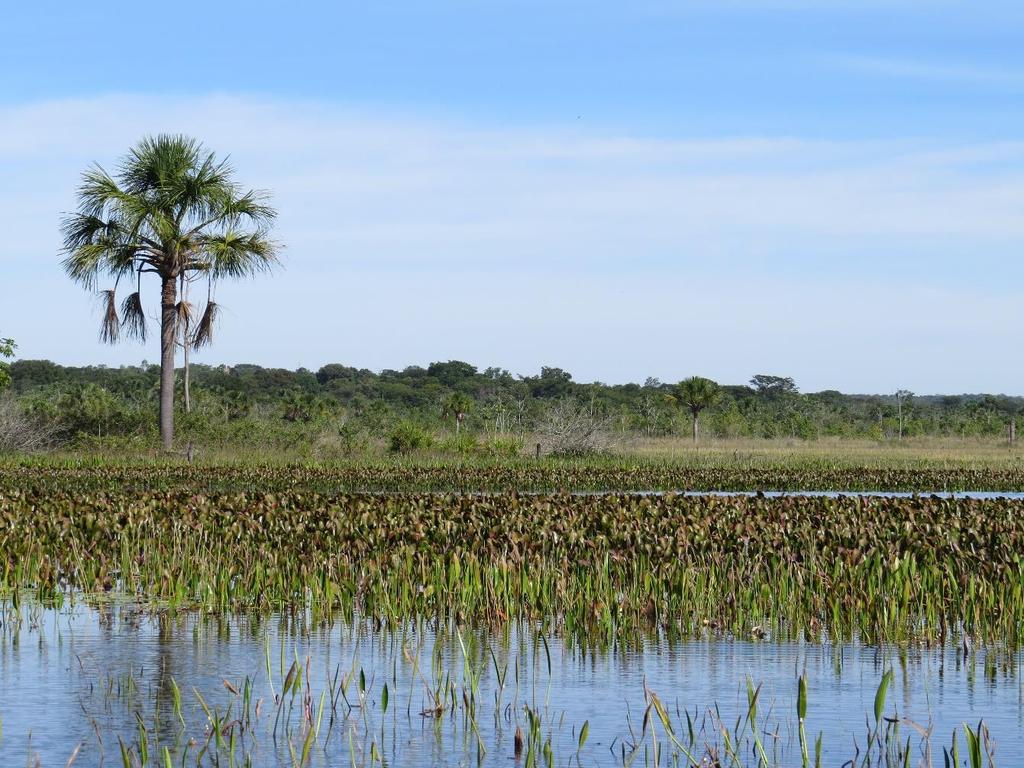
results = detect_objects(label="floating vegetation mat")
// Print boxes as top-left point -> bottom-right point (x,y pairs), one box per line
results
3,462 -> 1024,494
2,482 -> 1023,647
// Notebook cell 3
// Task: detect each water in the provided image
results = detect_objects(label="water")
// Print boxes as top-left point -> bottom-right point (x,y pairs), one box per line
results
447,490 -> 1024,499
1,602 -> 1021,766
692,490 -> 1024,499
584,490 -> 1024,499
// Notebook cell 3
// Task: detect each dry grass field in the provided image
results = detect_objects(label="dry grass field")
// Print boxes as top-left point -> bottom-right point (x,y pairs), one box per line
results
620,435 -> 1024,469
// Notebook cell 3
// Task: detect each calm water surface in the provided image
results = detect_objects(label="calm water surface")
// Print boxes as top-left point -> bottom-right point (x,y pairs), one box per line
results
0,602 -> 1021,766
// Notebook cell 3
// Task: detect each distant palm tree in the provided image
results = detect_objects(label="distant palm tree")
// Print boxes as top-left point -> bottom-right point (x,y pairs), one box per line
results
895,389 -> 913,441
670,376 -> 720,444
443,392 -> 473,435
60,135 -> 278,450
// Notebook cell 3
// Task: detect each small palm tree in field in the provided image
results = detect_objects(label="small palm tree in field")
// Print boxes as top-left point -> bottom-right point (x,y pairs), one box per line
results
670,376 -> 720,444
60,135 -> 278,450
444,392 -> 473,435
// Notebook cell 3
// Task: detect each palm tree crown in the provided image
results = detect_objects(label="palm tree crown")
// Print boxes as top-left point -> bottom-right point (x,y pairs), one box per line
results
674,376 -> 720,416
62,135 -> 277,310
60,135 -> 278,449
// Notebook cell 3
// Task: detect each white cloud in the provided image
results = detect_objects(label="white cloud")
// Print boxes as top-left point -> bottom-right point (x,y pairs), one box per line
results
1,94 -> 1022,392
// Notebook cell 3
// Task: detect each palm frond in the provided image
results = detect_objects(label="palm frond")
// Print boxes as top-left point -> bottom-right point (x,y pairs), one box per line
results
120,292 -> 146,342
62,243 -> 140,290
177,152 -> 235,221
61,213 -> 119,250
61,244 -> 105,290
220,189 -> 277,228
77,166 -> 126,219
182,186 -> 276,239
202,230 -> 280,278
99,289 -> 120,344
191,301 -> 219,349
121,134 -> 203,197
175,300 -> 195,333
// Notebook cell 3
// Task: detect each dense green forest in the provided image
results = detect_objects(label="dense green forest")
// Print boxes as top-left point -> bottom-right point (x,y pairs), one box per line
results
2,358 -> 1020,454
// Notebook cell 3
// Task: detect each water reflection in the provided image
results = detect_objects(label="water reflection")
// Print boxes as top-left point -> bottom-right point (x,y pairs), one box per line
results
0,601 -> 1020,766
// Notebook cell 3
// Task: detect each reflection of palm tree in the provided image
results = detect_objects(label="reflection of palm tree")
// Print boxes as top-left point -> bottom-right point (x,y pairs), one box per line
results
61,135 -> 278,450
153,611 -> 178,733
669,377 -> 720,444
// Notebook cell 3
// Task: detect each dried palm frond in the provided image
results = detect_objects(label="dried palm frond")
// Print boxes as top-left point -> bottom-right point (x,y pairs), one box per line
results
175,300 -> 194,328
119,291 -> 146,341
192,301 -> 219,349
174,300 -> 195,345
99,289 -> 120,343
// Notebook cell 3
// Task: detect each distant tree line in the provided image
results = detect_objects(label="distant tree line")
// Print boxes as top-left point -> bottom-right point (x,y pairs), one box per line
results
5,358 -> 1022,450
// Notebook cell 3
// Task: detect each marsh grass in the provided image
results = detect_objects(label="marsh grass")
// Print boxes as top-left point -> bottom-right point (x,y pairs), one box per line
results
5,432 -> 1024,469
627,435 -> 1024,469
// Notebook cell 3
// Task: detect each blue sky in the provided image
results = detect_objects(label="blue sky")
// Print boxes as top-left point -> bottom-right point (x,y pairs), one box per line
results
2,1 -> 1023,392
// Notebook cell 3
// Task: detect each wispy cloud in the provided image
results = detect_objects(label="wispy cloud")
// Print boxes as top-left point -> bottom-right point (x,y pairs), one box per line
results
2,94 -> 1022,391
831,55 -> 1024,89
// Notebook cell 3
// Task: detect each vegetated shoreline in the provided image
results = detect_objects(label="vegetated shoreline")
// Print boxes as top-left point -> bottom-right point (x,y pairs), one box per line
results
3,478 -> 1023,647
9,358 -> 1023,448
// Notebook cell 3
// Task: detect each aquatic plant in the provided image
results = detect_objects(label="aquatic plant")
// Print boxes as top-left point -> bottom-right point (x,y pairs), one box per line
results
2,480 -> 1023,646
3,460 -> 1024,494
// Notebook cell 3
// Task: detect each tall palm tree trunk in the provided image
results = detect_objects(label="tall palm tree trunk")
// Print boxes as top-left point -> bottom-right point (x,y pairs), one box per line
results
183,341 -> 191,413
182,273 -> 192,414
691,408 -> 700,444
160,275 -> 178,450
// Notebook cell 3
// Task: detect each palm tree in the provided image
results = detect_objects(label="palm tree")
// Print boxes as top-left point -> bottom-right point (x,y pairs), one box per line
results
443,392 -> 473,435
60,135 -> 278,450
895,389 -> 912,441
670,376 -> 720,444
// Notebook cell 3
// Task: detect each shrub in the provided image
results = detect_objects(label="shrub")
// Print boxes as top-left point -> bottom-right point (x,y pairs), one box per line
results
313,419 -> 371,459
482,436 -> 523,458
536,398 -> 616,457
0,394 -> 58,453
438,432 -> 480,456
337,420 -> 369,455
388,421 -> 433,454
